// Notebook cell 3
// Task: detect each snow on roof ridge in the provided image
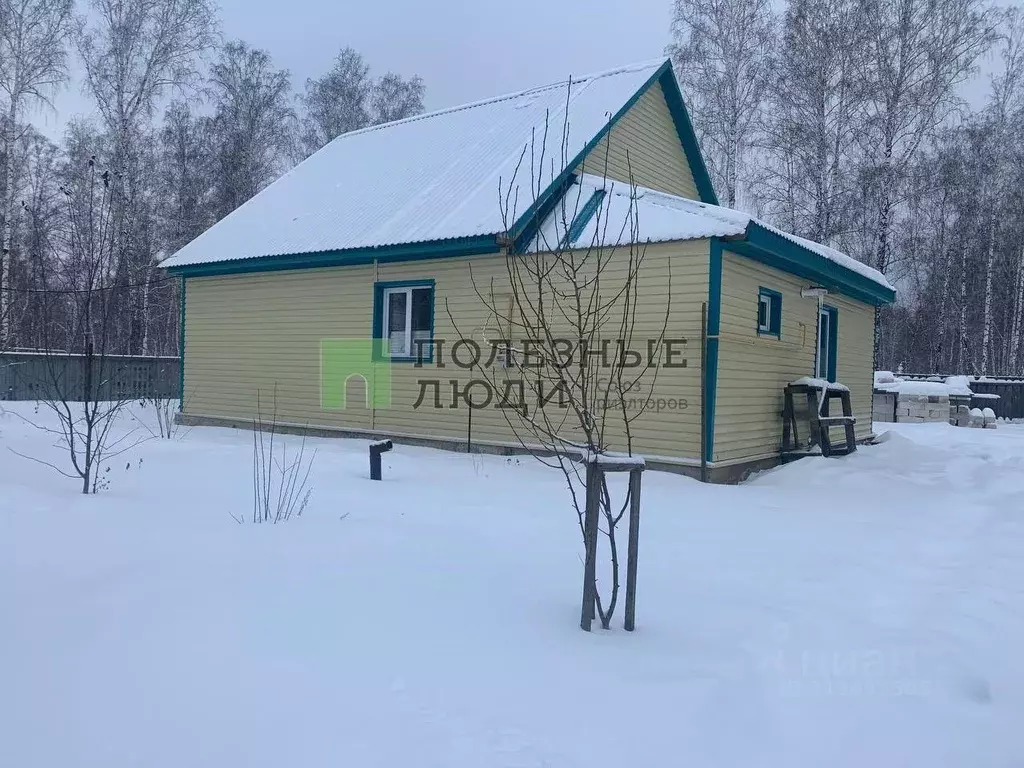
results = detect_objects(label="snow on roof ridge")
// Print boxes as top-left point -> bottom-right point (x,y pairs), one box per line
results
328,59 -> 667,142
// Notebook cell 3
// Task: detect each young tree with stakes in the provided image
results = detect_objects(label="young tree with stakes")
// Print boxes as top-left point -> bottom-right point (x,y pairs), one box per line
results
447,96 -> 672,630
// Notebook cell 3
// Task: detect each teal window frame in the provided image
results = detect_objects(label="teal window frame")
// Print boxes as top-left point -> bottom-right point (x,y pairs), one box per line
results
818,304 -> 839,381
757,287 -> 782,338
372,279 -> 436,363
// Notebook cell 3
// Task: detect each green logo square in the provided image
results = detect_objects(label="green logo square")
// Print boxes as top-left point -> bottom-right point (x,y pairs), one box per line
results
320,339 -> 392,409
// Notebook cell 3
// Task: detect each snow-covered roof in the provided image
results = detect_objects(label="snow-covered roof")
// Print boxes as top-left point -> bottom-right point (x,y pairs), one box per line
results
161,58 -> 892,302
527,175 -> 749,250
528,175 -> 892,291
162,61 -> 665,269
757,223 -> 892,291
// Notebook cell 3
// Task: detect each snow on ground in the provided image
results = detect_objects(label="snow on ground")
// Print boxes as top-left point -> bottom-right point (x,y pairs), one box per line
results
2,403 -> 1024,767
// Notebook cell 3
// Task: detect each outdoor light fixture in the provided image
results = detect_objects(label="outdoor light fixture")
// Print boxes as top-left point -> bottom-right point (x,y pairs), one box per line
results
801,287 -> 829,299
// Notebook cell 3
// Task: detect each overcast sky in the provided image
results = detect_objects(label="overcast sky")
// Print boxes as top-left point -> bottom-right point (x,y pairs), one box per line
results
31,0 -> 676,140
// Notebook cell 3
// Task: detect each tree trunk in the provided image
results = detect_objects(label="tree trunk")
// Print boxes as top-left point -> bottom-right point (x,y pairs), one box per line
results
1009,248 -> 1024,374
959,247 -> 970,373
933,192 -> 951,371
873,175 -> 894,369
0,99 -> 18,350
981,211 -> 996,374
140,259 -> 153,355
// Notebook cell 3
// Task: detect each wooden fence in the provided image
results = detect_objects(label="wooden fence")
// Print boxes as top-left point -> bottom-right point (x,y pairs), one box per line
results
0,352 -> 180,402
897,373 -> 1024,421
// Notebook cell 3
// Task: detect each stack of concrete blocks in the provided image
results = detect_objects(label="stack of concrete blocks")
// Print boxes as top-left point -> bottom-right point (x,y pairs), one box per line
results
968,407 -> 999,429
948,393 -> 972,427
872,390 -> 897,423
896,393 -> 951,423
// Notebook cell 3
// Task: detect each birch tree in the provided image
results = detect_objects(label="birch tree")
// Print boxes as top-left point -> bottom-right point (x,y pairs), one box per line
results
76,0 -> 216,352
859,0 -> 993,367
369,71 -> 424,125
299,47 -> 425,157
668,0 -> 775,207
157,100 -> 212,255
860,0 -> 993,278
979,6 -> 1024,372
299,47 -> 370,157
760,0 -> 868,244
208,40 -> 296,221
0,0 -> 73,349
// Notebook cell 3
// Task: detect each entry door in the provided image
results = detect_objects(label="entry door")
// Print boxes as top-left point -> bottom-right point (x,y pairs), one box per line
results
817,306 -> 838,381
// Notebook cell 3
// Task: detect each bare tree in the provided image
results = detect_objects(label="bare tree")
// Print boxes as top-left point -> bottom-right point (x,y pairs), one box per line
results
979,6 -> 1024,372
369,71 -> 424,125
298,46 -> 425,157
299,46 -> 371,156
76,0 -> 217,353
447,107 -> 672,629
759,0 -> 869,245
208,40 -> 296,220
0,0 -> 74,349
76,0 -> 217,154
668,0 -> 775,208
157,100 -> 213,254
13,158 -> 143,493
859,0 -> 994,364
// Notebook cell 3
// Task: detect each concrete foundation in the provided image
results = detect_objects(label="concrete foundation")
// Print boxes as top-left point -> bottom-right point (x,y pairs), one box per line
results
175,412 -> 871,485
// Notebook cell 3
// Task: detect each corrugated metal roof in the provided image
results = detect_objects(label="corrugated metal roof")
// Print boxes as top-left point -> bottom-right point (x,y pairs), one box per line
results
162,61 -> 665,269
527,174 -> 749,251
528,175 -> 893,291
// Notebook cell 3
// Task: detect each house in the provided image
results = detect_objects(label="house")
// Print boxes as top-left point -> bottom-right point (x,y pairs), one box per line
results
162,59 -> 895,482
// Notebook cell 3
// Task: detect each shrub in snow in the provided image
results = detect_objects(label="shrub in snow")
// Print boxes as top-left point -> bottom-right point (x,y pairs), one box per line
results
251,390 -> 316,524
135,398 -> 181,440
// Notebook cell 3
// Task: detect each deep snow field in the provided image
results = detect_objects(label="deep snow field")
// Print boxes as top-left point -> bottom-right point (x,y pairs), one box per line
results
2,402 -> 1023,767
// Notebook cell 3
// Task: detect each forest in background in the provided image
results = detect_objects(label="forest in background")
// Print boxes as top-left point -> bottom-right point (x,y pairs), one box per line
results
671,0 -> 1024,374
0,0 -> 1021,376
0,0 -> 424,358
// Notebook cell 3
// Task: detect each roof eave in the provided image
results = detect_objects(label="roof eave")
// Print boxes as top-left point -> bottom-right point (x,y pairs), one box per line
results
164,234 -> 503,278
721,223 -> 896,306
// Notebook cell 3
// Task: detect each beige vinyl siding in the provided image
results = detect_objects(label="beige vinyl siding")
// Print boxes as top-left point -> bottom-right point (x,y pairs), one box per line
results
578,82 -> 699,200
712,250 -> 876,463
183,240 -> 710,461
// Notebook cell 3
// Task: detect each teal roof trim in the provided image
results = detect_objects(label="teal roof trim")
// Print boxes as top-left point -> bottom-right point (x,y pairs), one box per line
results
564,189 -> 607,246
657,67 -> 719,205
510,60 -> 688,251
165,235 -> 502,278
731,222 -> 896,306
512,173 -> 577,253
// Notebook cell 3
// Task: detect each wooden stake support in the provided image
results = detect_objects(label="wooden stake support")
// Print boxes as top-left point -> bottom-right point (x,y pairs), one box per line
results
579,455 -> 645,632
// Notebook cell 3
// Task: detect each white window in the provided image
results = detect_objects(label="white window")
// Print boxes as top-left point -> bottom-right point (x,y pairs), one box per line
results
757,288 -> 781,336
758,294 -> 772,332
382,285 -> 433,358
